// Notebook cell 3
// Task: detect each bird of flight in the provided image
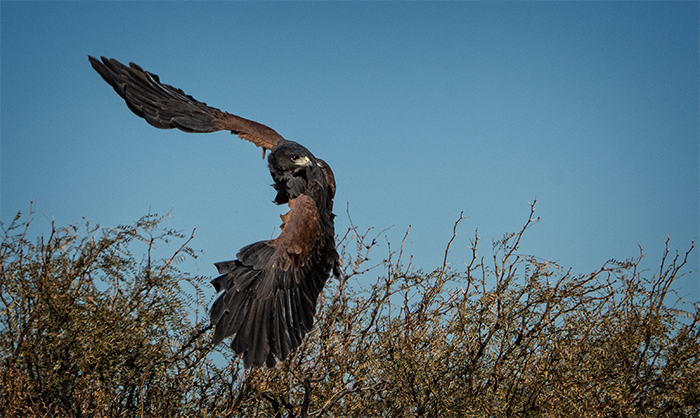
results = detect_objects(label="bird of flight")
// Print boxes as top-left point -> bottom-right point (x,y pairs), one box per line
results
89,56 -> 340,368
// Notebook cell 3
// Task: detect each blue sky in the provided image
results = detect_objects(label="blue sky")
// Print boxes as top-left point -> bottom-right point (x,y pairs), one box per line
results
2,2 -> 698,305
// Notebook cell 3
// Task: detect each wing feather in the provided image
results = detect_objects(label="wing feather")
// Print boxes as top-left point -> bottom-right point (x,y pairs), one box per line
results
89,56 -> 284,151
209,194 -> 334,367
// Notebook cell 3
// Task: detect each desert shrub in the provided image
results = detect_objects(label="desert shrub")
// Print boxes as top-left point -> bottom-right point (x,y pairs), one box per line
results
1,202 -> 697,417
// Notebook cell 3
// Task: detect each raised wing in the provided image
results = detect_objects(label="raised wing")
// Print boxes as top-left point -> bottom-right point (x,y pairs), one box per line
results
88,56 -> 285,152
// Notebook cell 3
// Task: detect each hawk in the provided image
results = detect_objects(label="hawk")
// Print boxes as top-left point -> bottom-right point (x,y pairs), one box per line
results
89,56 -> 340,368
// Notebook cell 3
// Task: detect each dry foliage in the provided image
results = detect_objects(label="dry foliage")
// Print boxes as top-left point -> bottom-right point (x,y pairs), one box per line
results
1,202 -> 698,417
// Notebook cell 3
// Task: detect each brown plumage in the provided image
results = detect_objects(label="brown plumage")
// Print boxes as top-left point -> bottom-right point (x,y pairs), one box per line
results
89,56 -> 340,368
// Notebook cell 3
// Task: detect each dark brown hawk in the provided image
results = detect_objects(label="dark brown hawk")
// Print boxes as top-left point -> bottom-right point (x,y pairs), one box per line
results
89,56 -> 340,368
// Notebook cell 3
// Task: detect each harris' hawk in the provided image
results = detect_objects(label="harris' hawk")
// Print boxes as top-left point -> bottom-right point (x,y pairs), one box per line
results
89,56 -> 340,368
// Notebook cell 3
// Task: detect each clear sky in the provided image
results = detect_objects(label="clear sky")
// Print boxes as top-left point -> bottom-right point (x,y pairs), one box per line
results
2,2 -> 698,305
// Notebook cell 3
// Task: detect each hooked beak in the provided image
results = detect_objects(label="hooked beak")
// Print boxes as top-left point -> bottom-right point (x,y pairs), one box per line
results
294,156 -> 312,166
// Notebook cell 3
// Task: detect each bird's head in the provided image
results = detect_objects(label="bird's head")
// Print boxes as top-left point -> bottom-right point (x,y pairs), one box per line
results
268,141 -> 334,206
268,142 -> 316,174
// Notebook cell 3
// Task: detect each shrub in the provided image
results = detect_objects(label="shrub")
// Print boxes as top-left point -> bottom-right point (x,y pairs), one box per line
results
1,202 -> 697,417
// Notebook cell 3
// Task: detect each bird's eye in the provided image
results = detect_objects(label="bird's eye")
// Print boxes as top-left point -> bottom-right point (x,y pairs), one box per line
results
290,154 -> 311,165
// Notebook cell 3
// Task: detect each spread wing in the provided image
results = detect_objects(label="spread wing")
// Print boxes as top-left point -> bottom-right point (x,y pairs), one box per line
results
210,194 -> 336,368
88,56 -> 284,152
